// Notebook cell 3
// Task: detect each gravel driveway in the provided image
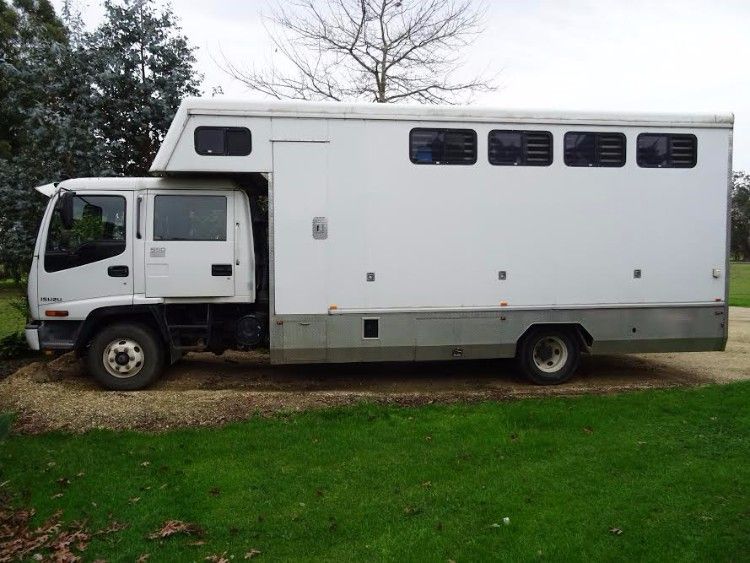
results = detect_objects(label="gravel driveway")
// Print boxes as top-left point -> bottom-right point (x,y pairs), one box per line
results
1,307 -> 748,434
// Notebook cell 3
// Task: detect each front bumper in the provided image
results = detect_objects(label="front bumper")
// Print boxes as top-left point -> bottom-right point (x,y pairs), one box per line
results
25,324 -> 40,351
25,320 -> 82,351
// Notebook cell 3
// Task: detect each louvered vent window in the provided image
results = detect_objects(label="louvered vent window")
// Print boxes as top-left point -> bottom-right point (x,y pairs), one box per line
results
637,134 -> 697,168
488,130 -> 552,166
564,132 -> 626,167
410,128 -> 477,165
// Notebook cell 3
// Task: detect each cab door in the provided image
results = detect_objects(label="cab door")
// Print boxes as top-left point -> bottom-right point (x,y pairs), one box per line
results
144,190 -> 235,297
37,191 -> 134,316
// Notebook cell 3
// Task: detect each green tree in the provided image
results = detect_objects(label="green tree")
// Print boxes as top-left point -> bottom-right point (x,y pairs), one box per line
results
0,0 -> 92,280
87,0 -> 201,175
0,0 -> 202,279
731,171 -> 750,261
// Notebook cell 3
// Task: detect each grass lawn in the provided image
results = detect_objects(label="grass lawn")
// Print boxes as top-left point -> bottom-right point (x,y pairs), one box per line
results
1,383 -> 749,561
0,280 -> 25,338
730,261 -> 750,307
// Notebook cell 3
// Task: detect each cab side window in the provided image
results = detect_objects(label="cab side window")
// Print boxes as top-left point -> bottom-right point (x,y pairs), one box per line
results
45,195 -> 126,272
153,195 -> 227,241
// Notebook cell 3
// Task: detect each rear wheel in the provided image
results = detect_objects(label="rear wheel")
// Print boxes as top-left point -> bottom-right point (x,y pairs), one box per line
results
87,323 -> 165,390
517,328 -> 580,385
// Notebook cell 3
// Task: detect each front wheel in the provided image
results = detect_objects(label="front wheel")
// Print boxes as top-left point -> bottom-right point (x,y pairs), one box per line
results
87,323 -> 165,390
517,328 -> 580,385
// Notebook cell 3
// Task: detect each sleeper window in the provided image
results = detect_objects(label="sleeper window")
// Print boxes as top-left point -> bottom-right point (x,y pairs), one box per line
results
194,127 -> 252,156
410,128 -> 477,164
564,132 -> 626,167
153,195 -> 227,241
637,134 -> 697,168
489,130 -> 553,166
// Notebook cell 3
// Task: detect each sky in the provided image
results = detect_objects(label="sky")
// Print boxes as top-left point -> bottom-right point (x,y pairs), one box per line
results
53,0 -> 750,170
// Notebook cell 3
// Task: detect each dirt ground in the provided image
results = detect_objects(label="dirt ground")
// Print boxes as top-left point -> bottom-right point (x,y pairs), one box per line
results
1,308 -> 748,434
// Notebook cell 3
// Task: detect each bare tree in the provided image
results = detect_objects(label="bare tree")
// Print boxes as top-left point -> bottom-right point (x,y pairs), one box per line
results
222,0 -> 495,104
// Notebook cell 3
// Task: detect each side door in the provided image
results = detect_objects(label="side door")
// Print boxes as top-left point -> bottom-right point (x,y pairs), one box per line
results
37,191 -> 133,316
144,190 -> 235,298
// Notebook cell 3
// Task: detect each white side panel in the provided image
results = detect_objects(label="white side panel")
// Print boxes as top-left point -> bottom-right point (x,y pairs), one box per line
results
161,115 -> 272,173
273,142 -> 329,314
289,120 -> 728,311
271,117 -> 328,141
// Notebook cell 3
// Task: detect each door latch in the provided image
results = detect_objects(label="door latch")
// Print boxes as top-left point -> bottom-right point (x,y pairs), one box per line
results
312,217 -> 328,240
107,265 -> 129,277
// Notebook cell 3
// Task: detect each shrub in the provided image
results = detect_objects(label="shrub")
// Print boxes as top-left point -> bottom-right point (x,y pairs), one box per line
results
0,332 -> 28,360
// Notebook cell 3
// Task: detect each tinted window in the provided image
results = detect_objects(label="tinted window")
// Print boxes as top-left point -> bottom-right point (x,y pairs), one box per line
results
45,195 -> 126,273
637,134 -> 697,168
410,128 -> 477,164
489,130 -> 552,166
194,127 -> 252,156
154,196 -> 227,241
564,132 -> 626,167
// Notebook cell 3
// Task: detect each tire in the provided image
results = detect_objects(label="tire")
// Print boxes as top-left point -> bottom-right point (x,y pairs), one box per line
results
86,323 -> 165,390
517,327 -> 580,385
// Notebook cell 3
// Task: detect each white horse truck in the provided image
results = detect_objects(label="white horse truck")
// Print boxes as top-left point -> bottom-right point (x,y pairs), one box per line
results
24,99 -> 733,390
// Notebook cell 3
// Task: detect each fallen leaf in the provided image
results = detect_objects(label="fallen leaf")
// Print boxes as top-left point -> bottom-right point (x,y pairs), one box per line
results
206,552 -> 229,563
94,520 -> 128,536
76,472 -> 85,478
51,493 -> 64,499
245,549 -> 262,559
583,426 -> 594,434
136,554 -> 150,563
188,540 -> 207,546
609,527 -> 623,535
141,461 -> 151,467
129,497 -> 141,504
148,520 -> 203,540
421,481 -> 432,489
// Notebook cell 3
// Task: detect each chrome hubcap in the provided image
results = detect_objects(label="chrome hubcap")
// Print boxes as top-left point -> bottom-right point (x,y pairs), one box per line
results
103,338 -> 144,379
532,336 -> 568,373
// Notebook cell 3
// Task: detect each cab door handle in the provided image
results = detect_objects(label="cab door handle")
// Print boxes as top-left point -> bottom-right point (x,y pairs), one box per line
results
108,265 -> 129,277
212,264 -> 232,276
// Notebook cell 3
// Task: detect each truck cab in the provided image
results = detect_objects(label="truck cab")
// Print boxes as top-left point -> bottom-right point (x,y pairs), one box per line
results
26,177 -> 269,390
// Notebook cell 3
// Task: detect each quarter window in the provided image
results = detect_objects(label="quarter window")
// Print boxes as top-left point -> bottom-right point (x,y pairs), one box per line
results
564,132 -> 626,167
410,128 -> 477,165
489,130 -> 553,166
154,195 -> 227,241
45,195 -> 126,273
194,127 -> 252,156
637,134 -> 697,168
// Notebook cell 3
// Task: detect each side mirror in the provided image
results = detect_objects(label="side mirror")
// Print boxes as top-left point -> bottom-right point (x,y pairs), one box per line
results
59,191 -> 75,229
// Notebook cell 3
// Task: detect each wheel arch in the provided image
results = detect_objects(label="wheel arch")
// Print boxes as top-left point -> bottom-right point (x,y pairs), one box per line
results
516,322 -> 593,355
74,305 -> 169,356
